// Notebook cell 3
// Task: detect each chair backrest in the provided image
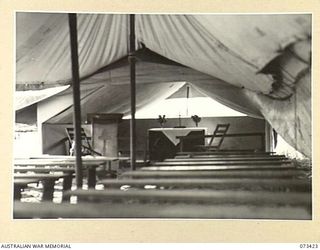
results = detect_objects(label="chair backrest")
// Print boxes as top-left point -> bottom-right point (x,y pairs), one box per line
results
208,124 -> 230,149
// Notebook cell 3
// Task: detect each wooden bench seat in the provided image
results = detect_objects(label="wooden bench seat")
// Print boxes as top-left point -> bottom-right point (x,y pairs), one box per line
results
152,160 -> 292,166
174,154 -> 286,159
120,169 -> 308,179
176,151 -> 276,156
140,165 -> 294,171
14,167 -> 75,174
14,158 -> 107,166
64,189 -> 311,207
166,156 -> 288,162
99,178 -> 311,192
13,201 -> 311,219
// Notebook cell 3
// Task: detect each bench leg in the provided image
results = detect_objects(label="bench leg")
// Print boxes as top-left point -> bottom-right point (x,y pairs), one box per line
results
62,175 -> 73,202
41,180 -> 56,201
14,185 -> 23,200
87,167 -> 96,189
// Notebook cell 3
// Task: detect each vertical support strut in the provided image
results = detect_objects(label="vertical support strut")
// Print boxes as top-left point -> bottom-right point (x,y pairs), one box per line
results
68,13 -> 83,188
265,121 -> 273,153
186,84 -> 190,116
129,14 -> 136,171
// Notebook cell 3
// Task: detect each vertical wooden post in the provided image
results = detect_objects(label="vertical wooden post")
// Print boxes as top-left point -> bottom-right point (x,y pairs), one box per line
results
129,14 -> 136,170
186,85 -> 190,116
68,13 -> 83,188
265,121 -> 273,153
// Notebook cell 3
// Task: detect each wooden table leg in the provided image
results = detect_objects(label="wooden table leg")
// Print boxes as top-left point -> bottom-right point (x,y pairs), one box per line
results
41,179 -> 56,201
87,166 -> 96,189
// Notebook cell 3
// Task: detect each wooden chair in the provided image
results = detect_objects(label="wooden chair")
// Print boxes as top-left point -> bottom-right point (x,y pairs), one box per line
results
65,127 -> 101,156
177,124 -> 230,152
202,123 -> 230,151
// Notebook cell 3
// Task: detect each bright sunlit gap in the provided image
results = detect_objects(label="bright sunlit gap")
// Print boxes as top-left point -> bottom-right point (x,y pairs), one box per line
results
124,97 -> 246,119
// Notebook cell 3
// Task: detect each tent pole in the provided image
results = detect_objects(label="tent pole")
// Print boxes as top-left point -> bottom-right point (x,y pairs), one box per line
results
129,14 -> 136,170
68,13 -> 83,188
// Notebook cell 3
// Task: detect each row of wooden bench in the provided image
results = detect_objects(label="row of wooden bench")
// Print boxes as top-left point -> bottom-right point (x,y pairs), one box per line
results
14,171 -> 312,219
13,167 -> 309,202
13,152 -> 292,201
13,151 -> 312,219
13,156 -> 129,201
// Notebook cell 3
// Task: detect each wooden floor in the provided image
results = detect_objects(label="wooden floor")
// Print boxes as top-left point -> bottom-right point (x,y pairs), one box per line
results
13,151 -> 312,219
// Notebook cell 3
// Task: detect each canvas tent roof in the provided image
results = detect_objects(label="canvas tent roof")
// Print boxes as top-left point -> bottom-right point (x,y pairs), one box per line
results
15,85 -> 69,110
16,13 -> 311,157
166,83 -> 206,99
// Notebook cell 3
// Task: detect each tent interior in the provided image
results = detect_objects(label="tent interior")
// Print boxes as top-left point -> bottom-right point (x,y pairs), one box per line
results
15,12 -> 311,159
13,12 -> 312,219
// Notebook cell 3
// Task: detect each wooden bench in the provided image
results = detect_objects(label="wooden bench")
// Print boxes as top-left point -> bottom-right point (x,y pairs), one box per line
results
64,189 -> 311,207
14,167 -> 75,201
13,201 -> 311,219
166,156 -> 288,161
26,155 -> 129,162
139,165 -> 295,171
176,151 -> 276,156
14,173 -> 71,201
14,178 -> 39,200
99,178 -> 311,192
120,169 -> 309,179
14,166 -> 75,173
174,153 -> 285,159
14,158 -> 112,188
152,160 -> 292,166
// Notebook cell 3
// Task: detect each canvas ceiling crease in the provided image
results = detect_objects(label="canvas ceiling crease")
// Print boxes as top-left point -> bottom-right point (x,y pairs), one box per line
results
15,13 -> 311,157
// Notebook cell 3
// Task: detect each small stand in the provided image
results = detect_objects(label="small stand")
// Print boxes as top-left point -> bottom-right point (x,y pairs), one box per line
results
174,114 -> 186,128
